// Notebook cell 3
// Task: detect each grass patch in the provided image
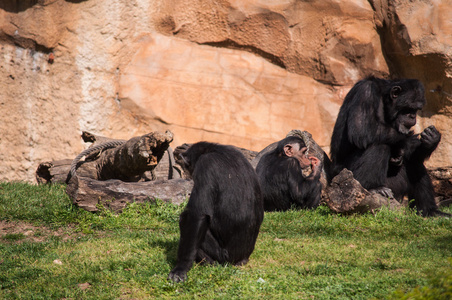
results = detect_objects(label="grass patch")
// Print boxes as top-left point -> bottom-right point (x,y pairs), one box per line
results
2,233 -> 25,242
0,182 -> 451,299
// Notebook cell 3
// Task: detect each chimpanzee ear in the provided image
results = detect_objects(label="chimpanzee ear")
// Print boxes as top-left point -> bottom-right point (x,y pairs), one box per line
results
284,144 -> 294,157
391,86 -> 402,99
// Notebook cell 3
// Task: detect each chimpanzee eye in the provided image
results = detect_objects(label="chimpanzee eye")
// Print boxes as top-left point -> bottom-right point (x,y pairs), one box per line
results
391,86 -> 402,99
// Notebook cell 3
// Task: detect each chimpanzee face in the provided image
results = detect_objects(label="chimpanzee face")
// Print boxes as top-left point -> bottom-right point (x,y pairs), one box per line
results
383,80 -> 426,135
395,108 -> 418,134
284,143 -> 311,169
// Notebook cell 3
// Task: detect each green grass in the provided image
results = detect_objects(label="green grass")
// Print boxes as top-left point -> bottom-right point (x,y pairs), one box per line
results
0,182 -> 451,299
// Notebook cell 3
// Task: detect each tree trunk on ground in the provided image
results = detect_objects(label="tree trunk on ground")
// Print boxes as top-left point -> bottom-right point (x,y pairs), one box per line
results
66,176 -> 193,212
36,131 -> 176,184
429,167 -> 452,208
64,130 -> 179,211
322,169 -> 402,214
36,130 -> 188,211
36,159 -> 72,184
71,130 -> 174,181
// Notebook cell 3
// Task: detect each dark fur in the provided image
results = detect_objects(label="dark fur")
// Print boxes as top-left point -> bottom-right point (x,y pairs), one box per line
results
330,77 -> 449,217
168,142 -> 264,282
256,136 -> 322,211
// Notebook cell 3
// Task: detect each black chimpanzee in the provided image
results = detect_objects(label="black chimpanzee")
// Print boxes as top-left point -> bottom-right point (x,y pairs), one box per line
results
256,136 -> 322,211
330,76 -> 450,217
168,142 -> 264,283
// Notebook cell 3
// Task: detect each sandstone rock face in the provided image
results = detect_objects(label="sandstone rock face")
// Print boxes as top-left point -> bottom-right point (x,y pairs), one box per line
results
370,0 -> 452,168
119,33 -> 339,151
0,0 -> 451,183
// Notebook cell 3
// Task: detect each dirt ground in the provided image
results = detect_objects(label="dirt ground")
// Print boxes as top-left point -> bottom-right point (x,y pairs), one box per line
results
0,220 -> 81,243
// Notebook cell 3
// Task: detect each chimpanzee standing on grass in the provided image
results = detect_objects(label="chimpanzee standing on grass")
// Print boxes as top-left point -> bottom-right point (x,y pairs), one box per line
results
256,136 -> 322,211
168,142 -> 264,283
330,76 -> 450,217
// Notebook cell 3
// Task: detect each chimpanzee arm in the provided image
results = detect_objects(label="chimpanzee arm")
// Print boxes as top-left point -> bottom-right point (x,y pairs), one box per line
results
287,160 -> 321,209
406,126 -> 441,162
168,188 -> 210,283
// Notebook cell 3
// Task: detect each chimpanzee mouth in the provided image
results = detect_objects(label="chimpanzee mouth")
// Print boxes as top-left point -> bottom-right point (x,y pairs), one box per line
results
398,124 -> 412,135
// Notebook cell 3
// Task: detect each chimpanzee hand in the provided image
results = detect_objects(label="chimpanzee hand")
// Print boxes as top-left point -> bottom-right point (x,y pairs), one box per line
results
168,267 -> 188,283
370,187 -> 394,199
389,155 -> 403,166
309,156 -> 322,178
420,126 -> 441,149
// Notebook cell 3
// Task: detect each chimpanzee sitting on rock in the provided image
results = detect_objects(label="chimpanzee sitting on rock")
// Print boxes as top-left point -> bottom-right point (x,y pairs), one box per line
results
256,136 -> 322,211
330,76 -> 450,217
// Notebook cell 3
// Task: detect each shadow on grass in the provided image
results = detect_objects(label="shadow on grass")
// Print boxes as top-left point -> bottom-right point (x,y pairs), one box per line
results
147,237 -> 179,265
430,235 -> 452,252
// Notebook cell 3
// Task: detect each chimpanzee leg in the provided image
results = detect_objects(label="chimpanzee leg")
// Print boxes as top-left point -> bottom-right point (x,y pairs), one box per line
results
304,182 -> 322,209
385,165 -> 409,201
349,144 -> 391,191
168,210 -> 209,282
198,235 -> 250,266
197,229 -> 228,264
195,248 -> 215,265
406,163 -> 449,217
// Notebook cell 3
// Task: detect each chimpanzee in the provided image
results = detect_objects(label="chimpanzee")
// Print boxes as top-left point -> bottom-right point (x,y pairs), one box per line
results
256,136 -> 322,211
330,76 -> 450,217
168,142 -> 264,283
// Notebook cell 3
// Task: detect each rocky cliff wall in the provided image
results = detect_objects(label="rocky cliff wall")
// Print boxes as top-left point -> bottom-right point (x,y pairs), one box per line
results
1,0 -> 451,182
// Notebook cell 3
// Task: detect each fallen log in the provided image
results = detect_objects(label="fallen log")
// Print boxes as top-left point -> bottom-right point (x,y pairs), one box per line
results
66,176 -> 193,212
36,159 -> 72,184
36,131 -> 123,184
429,166 -> 452,207
71,131 -> 175,181
71,130 -> 174,181
36,131 -> 176,184
322,169 -> 402,214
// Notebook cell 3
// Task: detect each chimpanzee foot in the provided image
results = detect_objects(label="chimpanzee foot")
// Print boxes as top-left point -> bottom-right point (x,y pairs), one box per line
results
422,209 -> 451,218
234,258 -> 249,266
370,187 -> 394,199
168,268 -> 188,283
